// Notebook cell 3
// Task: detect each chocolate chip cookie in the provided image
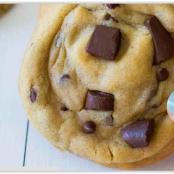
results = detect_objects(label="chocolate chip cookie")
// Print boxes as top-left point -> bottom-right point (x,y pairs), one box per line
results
19,4 -> 174,169
0,4 -> 12,17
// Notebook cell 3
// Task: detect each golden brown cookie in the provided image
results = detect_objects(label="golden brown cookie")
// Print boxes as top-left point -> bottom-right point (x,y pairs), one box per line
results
19,4 -> 174,170
0,4 -> 12,17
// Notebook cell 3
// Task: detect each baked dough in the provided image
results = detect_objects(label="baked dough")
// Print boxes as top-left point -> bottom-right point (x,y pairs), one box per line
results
0,4 -> 12,16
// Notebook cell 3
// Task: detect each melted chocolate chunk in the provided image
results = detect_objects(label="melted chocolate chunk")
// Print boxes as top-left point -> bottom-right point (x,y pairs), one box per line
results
83,121 -> 96,134
106,4 -> 120,9
60,74 -> 70,82
103,14 -> 118,23
86,25 -> 121,60
145,16 -> 174,65
60,106 -> 68,111
122,119 -> 154,148
104,14 -> 112,21
85,90 -> 114,111
147,88 -> 157,102
56,35 -> 62,48
30,88 -> 37,103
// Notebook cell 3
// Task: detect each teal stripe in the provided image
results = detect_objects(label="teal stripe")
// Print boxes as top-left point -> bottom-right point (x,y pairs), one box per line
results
167,91 -> 174,113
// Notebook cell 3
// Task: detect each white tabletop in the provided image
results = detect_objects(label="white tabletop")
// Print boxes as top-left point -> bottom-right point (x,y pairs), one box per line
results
0,4 -> 174,171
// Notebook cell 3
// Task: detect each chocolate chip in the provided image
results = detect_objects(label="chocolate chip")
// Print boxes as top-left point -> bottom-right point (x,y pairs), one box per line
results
60,74 -> 70,82
30,88 -> 37,103
147,89 -> 157,102
145,16 -> 174,65
112,18 -> 118,23
83,121 -> 96,134
60,106 -> 68,111
86,25 -> 121,60
157,68 -> 169,82
56,35 -> 61,47
104,14 -> 111,20
104,14 -> 118,23
106,4 -> 120,9
122,119 -> 154,148
85,90 -> 114,111
105,115 -> 114,126
152,105 -> 158,108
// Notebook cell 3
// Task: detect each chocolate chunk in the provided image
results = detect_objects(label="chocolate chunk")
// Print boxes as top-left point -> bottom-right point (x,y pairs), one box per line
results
60,106 -> 68,111
30,88 -> 37,103
106,4 -> 120,9
103,14 -> 118,23
85,90 -> 114,111
86,25 -> 121,60
122,119 -> 154,148
145,16 -> 174,65
83,121 -> 96,134
152,105 -> 158,109
147,88 -> 157,102
105,115 -> 114,126
112,18 -> 118,23
60,74 -> 70,82
104,14 -> 111,20
157,68 -> 169,82
56,35 -> 61,47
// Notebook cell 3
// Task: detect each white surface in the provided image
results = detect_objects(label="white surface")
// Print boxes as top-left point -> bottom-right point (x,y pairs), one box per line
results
0,4 -> 174,171
0,4 -> 38,166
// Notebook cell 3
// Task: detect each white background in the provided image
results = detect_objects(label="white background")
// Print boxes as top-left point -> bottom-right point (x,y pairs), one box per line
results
0,4 -> 174,171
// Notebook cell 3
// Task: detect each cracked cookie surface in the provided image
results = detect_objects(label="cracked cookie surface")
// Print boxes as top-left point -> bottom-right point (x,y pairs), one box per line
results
19,4 -> 174,169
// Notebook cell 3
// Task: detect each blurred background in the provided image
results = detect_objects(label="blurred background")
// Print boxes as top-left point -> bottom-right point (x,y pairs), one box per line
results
0,4 -> 174,171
